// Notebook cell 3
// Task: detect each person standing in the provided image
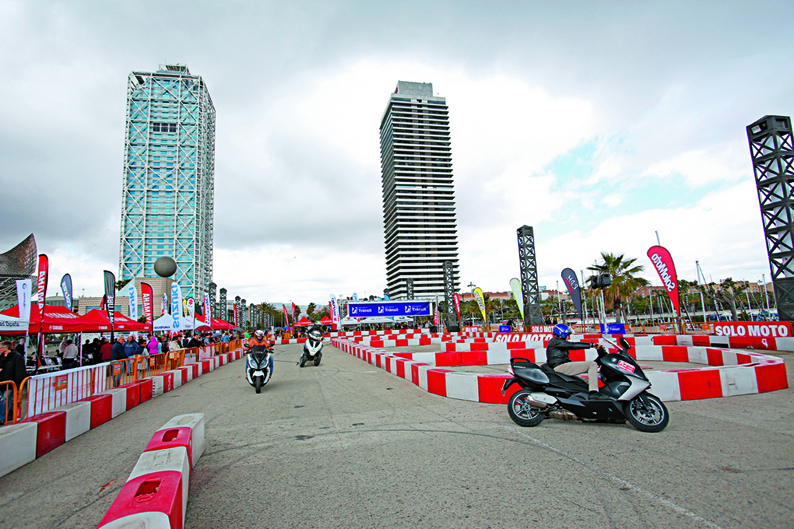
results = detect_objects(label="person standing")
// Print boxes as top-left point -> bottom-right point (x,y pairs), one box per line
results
0,340 -> 27,424
99,338 -> 112,362
148,335 -> 159,356
62,339 -> 79,370
110,336 -> 127,387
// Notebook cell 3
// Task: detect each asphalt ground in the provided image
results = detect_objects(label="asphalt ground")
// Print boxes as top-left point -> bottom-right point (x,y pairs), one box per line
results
1,343 -> 792,528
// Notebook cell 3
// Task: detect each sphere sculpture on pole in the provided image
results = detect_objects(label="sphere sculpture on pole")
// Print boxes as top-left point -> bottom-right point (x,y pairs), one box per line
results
154,256 -> 177,278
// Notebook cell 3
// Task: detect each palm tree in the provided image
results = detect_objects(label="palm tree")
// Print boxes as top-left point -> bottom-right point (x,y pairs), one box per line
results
588,252 -> 649,323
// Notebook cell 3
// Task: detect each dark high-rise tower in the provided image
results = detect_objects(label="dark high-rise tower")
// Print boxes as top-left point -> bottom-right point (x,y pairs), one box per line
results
379,81 -> 459,299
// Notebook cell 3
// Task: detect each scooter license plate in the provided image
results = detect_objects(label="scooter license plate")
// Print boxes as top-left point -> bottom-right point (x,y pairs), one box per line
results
253,370 -> 264,377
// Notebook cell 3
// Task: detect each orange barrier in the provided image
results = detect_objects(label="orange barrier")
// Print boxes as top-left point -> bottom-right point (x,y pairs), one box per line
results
0,380 -> 17,425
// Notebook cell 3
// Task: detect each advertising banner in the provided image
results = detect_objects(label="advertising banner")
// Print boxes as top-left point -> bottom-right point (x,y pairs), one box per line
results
713,322 -> 791,338
561,267 -> 583,320
330,295 -> 341,330
103,270 -> 115,327
16,279 -> 32,321
348,301 -> 431,317
60,274 -> 73,312
282,304 -> 290,329
453,293 -> 462,323
204,293 -> 211,328
509,278 -> 524,320
141,283 -> 154,327
433,295 -> 439,326
128,282 -> 138,323
37,255 -> 49,313
473,287 -> 487,323
233,304 -> 238,327
162,293 -> 168,315
170,282 -> 182,331
647,245 -> 680,316
186,298 -> 195,318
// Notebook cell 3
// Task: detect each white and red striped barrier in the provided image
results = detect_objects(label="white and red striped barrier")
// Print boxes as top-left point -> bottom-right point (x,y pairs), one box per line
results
0,348 -> 242,480
333,338 -> 788,405
97,413 -> 205,529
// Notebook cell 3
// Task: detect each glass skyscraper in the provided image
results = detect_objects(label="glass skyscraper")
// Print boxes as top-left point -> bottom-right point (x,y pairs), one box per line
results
119,65 -> 215,301
379,81 -> 459,299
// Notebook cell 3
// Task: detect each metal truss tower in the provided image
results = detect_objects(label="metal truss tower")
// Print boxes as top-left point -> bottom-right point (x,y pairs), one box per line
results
218,287 -> 227,320
517,226 -> 544,326
379,81 -> 459,300
119,64 -> 216,301
443,260 -> 459,331
747,115 -> 794,320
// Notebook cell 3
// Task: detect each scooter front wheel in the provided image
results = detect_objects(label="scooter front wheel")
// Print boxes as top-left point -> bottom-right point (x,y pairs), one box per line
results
625,394 -> 668,432
507,390 -> 544,427
314,353 -> 321,366
255,376 -> 262,394
299,354 -> 306,368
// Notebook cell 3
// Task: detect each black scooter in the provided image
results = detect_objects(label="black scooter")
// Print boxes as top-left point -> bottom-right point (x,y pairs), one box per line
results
501,337 -> 669,432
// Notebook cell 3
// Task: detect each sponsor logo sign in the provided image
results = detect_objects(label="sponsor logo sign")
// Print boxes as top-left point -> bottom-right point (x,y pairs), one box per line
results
53,374 -> 68,391
348,302 -> 431,317
647,245 -> 680,316
617,360 -> 635,373
713,322 -> 791,338
494,333 -> 553,342
499,325 -> 512,333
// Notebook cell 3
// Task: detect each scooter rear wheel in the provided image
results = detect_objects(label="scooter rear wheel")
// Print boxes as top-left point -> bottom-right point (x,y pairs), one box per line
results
625,394 -> 668,432
507,390 -> 544,427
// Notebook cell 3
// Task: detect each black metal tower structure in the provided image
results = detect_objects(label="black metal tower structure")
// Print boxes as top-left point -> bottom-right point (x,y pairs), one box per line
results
405,278 -> 414,300
747,115 -> 794,321
219,288 -> 227,320
517,226 -> 544,326
443,260 -> 459,332
208,282 -> 216,320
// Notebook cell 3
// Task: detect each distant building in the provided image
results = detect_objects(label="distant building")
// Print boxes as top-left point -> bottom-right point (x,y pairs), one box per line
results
379,81 -> 459,300
118,64 -> 216,301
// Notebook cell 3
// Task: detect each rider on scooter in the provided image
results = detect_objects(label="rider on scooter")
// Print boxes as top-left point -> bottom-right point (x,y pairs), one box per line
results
246,330 -> 270,352
546,324 -> 606,397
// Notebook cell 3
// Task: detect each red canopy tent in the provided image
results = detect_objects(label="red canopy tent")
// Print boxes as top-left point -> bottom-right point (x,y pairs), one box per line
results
82,309 -> 149,332
318,316 -> 333,326
1,305 -> 99,334
192,315 -> 236,330
294,317 -> 315,327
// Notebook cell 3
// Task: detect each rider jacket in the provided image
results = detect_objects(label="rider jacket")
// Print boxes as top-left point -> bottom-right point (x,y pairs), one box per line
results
247,337 -> 270,352
546,336 -> 593,369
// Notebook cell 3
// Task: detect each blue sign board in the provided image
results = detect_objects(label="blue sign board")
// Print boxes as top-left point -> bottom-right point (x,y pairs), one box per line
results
499,325 -> 511,333
600,323 -> 626,335
348,302 -> 431,317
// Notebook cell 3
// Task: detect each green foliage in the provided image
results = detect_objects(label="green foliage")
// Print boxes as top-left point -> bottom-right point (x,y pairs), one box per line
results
588,252 -> 649,323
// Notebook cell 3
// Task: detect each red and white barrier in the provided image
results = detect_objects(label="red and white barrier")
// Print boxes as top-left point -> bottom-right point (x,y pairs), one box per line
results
0,422 -> 37,476
97,413 -> 205,529
57,401 -> 91,441
333,338 -> 789,405
0,348 -> 243,480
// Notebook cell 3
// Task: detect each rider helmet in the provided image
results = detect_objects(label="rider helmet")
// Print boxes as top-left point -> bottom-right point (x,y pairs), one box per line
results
255,330 -> 264,339
552,324 -> 572,339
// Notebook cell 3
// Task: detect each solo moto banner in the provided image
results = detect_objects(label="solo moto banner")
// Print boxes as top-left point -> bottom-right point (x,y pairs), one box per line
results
561,267 -> 583,320
647,245 -> 680,316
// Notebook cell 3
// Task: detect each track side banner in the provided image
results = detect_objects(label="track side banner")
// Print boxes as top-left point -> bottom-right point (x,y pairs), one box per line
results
713,322 -> 791,338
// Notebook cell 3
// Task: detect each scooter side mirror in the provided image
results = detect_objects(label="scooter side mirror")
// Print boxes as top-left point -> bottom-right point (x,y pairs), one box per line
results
618,337 -> 630,349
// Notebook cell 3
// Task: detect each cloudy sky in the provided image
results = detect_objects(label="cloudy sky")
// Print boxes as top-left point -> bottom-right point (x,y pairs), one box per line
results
1,0 -> 792,305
